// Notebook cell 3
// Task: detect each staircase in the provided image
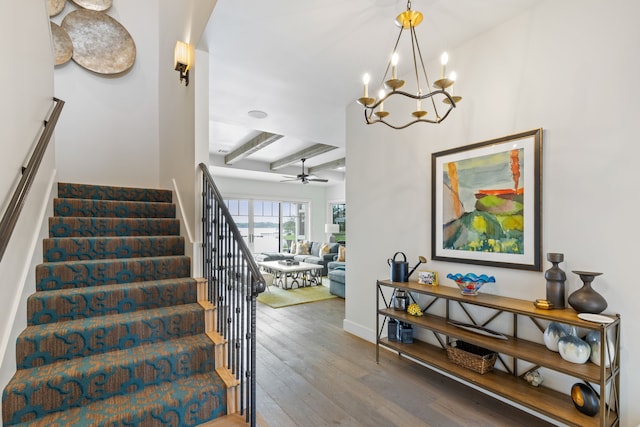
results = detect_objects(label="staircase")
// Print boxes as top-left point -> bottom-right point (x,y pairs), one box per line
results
2,182 -> 235,426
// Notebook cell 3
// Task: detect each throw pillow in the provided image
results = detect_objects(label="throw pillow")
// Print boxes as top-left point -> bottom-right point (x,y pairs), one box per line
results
337,245 -> 346,262
289,241 -> 297,254
320,243 -> 331,256
296,240 -> 310,255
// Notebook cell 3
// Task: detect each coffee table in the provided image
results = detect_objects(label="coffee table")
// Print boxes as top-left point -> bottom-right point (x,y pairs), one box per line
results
257,260 -> 323,289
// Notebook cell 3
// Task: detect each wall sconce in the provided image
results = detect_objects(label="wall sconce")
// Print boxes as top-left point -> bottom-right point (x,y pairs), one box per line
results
174,41 -> 194,86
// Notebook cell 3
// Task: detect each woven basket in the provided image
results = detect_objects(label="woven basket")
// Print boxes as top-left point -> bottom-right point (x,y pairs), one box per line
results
446,341 -> 497,374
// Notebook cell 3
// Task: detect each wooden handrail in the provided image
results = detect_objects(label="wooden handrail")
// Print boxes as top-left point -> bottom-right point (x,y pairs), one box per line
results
0,97 -> 65,261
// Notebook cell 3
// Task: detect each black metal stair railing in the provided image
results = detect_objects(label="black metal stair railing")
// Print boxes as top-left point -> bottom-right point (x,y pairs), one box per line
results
199,163 -> 265,426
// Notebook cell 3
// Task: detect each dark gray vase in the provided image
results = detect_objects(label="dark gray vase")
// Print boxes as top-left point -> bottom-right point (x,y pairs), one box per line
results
545,253 -> 566,309
568,271 -> 607,314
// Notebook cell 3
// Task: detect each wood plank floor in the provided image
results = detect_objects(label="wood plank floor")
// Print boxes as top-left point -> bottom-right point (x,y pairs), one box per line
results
255,291 -> 554,427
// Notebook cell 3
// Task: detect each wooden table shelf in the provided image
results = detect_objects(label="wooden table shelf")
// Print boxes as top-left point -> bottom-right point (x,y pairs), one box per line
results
376,280 -> 621,427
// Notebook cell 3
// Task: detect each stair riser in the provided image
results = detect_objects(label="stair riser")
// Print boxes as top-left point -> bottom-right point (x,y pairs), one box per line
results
58,183 -> 172,203
43,237 -> 185,262
4,337 -> 215,425
16,305 -> 205,369
54,199 -> 176,219
35,256 -> 191,291
48,217 -> 180,237
27,279 -> 197,326
6,372 -> 227,427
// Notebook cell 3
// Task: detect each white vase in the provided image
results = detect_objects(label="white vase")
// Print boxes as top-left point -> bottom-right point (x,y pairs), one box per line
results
585,330 -> 615,367
558,327 -> 591,364
543,322 -> 569,352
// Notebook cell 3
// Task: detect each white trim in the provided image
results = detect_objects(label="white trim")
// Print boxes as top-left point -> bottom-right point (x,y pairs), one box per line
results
342,318 -> 376,343
0,168 -> 56,369
171,178 -> 195,244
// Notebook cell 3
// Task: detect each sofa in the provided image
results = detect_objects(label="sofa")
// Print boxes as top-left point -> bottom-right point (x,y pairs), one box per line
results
254,241 -> 339,276
327,260 -> 346,298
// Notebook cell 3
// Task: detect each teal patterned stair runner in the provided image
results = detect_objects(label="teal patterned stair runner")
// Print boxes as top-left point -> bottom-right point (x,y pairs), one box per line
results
2,183 -> 226,426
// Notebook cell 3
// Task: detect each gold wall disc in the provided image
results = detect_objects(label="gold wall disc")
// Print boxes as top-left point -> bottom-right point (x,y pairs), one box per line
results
62,9 -> 136,74
69,0 -> 112,12
48,0 -> 66,17
50,22 -> 73,66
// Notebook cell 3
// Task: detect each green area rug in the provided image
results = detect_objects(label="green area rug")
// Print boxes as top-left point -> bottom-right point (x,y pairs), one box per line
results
257,285 -> 337,308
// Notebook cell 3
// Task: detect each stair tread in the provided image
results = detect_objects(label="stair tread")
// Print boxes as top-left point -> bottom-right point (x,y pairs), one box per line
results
17,304 -> 205,368
58,182 -> 173,203
9,371 -> 227,427
43,236 -> 185,261
48,216 -> 180,237
54,198 -> 176,219
7,334 -> 216,392
27,277 -> 198,325
38,254 -> 189,267
35,255 -> 192,291
21,303 -> 204,338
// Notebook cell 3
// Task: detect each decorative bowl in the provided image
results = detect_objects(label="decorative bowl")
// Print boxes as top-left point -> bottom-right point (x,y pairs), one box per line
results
447,273 -> 495,296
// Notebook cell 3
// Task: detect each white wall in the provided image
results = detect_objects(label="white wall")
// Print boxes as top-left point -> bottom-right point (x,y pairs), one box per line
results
158,0 -> 217,273
345,0 -> 639,424
52,1 -> 161,188
210,175 -> 335,243
0,0 -> 56,419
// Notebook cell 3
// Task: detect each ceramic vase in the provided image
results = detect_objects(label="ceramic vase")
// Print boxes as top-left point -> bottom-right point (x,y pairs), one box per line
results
585,330 -> 615,367
571,382 -> 600,417
558,327 -> 591,364
543,322 -> 570,352
568,271 -> 607,314
545,253 -> 566,308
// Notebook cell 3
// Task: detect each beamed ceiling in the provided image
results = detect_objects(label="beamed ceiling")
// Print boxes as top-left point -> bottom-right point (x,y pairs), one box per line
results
202,0 -> 538,186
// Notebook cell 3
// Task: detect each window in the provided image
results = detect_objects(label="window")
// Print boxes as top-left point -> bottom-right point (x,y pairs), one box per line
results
225,199 -> 308,253
330,202 -> 346,243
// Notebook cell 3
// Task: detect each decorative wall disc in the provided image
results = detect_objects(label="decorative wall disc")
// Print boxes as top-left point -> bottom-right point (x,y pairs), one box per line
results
69,0 -> 112,12
62,9 -> 136,74
50,22 -> 73,66
48,0 -> 66,17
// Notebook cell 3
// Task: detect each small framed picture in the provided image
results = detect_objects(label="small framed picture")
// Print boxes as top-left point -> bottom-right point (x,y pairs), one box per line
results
418,270 -> 438,285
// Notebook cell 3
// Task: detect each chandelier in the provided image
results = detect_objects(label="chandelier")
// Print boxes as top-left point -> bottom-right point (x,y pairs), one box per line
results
357,0 -> 461,129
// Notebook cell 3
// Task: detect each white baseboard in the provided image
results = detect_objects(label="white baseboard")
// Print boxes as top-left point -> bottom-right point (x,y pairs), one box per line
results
342,318 -> 376,344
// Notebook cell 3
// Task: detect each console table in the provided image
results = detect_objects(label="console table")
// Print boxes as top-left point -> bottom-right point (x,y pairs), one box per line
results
376,279 -> 620,427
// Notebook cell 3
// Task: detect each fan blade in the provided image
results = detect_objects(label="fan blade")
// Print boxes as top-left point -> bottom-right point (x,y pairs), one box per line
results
308,178 -> 328,182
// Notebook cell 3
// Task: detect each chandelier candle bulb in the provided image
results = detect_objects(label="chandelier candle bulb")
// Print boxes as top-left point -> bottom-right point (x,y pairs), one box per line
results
363,73 -> 370,97
440,52 -> 449,79
391,53 -> 399,80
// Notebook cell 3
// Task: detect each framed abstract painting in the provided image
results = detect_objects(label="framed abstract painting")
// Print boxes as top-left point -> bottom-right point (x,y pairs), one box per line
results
431,129 -> 542,271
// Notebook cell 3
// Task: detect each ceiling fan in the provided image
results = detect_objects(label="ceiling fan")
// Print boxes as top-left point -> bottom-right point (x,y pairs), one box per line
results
281,158 -> 328,184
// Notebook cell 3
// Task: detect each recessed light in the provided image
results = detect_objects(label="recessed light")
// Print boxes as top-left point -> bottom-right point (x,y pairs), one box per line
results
248,110 -> 268,119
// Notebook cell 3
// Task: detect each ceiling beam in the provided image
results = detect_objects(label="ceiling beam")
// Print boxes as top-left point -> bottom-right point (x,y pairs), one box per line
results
224,132 -> 283,165
309,158 -> 345,174
270,144 -> 337,170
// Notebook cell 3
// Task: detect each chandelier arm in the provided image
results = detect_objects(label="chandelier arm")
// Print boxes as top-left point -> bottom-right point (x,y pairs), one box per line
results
374,116 -> 443,129
379,25 -> 406,89
411,25 -> 439,115
364,88 -> 454,110
409,21 -> 422,96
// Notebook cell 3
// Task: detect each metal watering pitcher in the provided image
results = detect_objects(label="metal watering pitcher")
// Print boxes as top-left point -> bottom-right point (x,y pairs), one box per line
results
388,252 -> 428,282
388,252 -> 409,282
